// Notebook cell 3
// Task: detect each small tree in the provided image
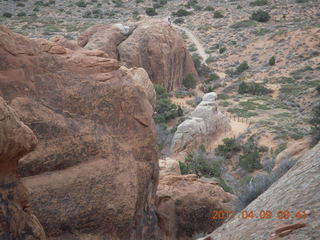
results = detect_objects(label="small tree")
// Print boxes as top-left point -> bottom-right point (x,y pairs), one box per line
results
183,74 -> 196,89
213,11 -> 224,18
3,12 -> 12,18
269,56 -> 275,66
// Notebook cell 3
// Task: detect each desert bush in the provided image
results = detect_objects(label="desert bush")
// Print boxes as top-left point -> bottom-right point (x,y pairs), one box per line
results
230,20 -> 257,29
204,73 -> 220,83
183,74 -> 196,89
269,56 -> 275,66
249,0 -> 268,6
180,145 -> 224,178
251,10 -> 271,22
219,47 -> 226,54
236,61 -> 249,74
17,12 -> 26,16
174,18 -> 184,24
146,8 -> 157,16
316,85 -> 320,94
239,150 -> 261,172
215,138 -> 241,159
154,84 -> 183,123
310,102 -> 320,146
234,158 -> 296,211
3,12 -> 12,18
238,82 -> 273,95
172,9 -> 192,17
204,6 -> 214,11
16,2 -> 25,7
76,0 -> 87,7
213,11 -> 224,18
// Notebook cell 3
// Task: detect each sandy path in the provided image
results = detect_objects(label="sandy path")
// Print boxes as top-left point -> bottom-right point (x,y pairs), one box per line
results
164,16 -> 209,64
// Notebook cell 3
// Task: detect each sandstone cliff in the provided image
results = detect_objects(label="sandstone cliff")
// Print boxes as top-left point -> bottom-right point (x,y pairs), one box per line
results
200,142 -> 320,240
0,25 -> 159,239
171,92 -> 231,154
0,97 -> 46,240
78,17 -> 199,91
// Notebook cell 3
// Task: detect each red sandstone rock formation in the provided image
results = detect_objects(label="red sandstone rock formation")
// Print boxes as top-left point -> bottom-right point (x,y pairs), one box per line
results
78,17 -> 199,91
0,25 -> 159,239
157,174 -> 233,240
0,96 -> 46,240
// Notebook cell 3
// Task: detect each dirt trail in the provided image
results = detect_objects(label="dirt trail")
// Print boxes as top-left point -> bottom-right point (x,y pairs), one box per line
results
164,17 -> 209,64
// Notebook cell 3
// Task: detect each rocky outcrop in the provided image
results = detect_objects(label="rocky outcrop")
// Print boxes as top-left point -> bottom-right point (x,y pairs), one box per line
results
200,142 -> 320,240
0,97 -> 46,240
157,174 -> 232,240
78,17 -> 198,91
171,92 -> 231,154
0,25 -> 159,239
78,24 -> 127,59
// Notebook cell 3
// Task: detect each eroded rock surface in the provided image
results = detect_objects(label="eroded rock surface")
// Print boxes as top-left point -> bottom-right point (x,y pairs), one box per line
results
200,142 -> 320,240
79,17 -> 198,91
171,92 -> 231,153
0,25 -> 159,239
0,97 -> 46,240
157,174 -> 232,240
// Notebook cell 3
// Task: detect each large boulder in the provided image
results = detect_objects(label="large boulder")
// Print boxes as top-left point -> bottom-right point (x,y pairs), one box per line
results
78,24 -> 127,59
157,174 -> 232,240
171,92 -> 231,153
0,25 -> 159,239
200,142 -> 320,240
78,17 -> 199,91
0,97 -> 46,240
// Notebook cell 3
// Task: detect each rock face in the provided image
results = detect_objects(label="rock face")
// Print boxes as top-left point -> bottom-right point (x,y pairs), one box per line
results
78,24 -> 127,59
200,142 -> 320,240
79,17 -> 199,91
0,97 -> 46,240
157,174 -> 232,240
171,92 -> 231,154
0,25 -> 159,239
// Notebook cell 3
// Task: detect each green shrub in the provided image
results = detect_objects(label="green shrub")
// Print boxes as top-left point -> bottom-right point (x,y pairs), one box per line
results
235,159 -> 296,211
238,82 -> 273,95
180,146 -> 224,178
174,18 -> 184,24
3,12 -> 12,18
236,61 -> 249,74
172,9 -> 192,17
215,138 -> 241,158
16,2 -> 25,7
219,47 -> 226,54
213,11 -> 224,18
310,102 -> 320,146
269,56 -> 275,66
17,12 -> 26,16
231,20 -> 257,29
251,10 -> 271,22
204,6 -> 214,11
316,85 -> 320,94
249,0 -> 268,6
183,74 -> 196,89
76,1 -> 87,7
204,73 -> 220,83
146,7 -> 157,16
239,150 -> 261,172
154,84 -> 183,123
